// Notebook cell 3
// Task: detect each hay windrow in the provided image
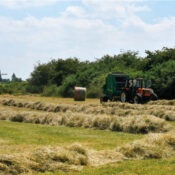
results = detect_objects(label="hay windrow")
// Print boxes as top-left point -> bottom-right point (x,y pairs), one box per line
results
0,143 -> 89,175
117,132 -> 175,159
1,99 -> 175,121
0,143 -> 127,175
0,154 -> 30,175
88,150 -> 125,166
1,97 -> 175,174
0,108 -> 172,134
1,133 -> 175,174
148,100 -> 175,106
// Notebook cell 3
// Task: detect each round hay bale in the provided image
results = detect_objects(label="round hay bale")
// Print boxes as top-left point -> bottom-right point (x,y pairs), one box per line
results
74,87 -> 86,101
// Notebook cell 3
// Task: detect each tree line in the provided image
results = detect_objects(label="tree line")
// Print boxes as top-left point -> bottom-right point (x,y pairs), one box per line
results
0,47 -> 175,99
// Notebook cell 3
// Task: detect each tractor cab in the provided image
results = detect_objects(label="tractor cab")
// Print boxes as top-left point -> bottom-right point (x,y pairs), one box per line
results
122,78 -> 157,103
126,78 -> 150,88
135,78 -> 144,88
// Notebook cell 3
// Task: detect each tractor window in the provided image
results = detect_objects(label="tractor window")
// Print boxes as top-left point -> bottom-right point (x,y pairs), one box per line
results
142,81 -> 145,88
136,80 -> 141,88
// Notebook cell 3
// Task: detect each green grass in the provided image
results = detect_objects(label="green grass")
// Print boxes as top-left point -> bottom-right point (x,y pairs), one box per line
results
1,120 -> 175,175
0,120 -> 142,151
38,158 -> 175,175
169,121 -> 175,128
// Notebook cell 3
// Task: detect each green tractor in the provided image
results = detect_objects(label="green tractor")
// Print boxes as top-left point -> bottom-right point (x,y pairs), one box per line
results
100,72 -> 158,104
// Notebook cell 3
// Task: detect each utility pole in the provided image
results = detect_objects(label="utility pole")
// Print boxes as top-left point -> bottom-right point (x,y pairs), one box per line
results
0,71 -> 7,76
0,71 -> 7,82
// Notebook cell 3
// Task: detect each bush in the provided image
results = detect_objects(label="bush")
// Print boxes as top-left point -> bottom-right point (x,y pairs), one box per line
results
87,86 -> 102,98
2,48 -> 175,99
0,82 -> 29,95
149,60 -> 175,99
42,85 -> 62,97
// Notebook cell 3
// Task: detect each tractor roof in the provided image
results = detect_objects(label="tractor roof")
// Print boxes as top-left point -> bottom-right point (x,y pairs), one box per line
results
136,78 -> 144,80
111,72 -> 129,77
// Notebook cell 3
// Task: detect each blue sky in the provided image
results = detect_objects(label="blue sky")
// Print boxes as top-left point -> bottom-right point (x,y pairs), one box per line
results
0,0 -> 175,80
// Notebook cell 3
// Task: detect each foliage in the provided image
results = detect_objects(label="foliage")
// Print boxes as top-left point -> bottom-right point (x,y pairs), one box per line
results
144,47 -> 175,70
1,47 -> 175,99
11,73 -> 22,82
26,48 -> 175,99
42,84 -> 62,97
149,60 -> 175,99
0,82 -> 28,95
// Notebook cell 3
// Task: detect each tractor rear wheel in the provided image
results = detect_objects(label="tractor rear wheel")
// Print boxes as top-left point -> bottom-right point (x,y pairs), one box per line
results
121,92 -> 127,103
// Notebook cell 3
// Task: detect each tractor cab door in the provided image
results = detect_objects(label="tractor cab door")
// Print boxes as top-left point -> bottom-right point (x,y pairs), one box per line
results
127,79 -> 142,102
136,79 -> 143,88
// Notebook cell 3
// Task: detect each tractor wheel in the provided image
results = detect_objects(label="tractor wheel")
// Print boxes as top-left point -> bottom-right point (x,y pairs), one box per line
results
134,95 -> 141,104
100,96 -> 108,103
120,92 -> 127,103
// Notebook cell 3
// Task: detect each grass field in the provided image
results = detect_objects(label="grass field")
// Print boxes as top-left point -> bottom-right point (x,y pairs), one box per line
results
0,121 -> 175,175
0,95 -> 175,175
0,120 -> 142,151
0,94 -> 99,104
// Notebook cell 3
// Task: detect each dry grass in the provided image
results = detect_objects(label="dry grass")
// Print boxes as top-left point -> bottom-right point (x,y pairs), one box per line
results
148,100 -> 175,106
0,154 -> 30,175
0,107 -> 172,134
0,96 -> 175,174
88,150 -> 125,167
149,109 -> 175,121
0,94 -> 99,105
1,132 -> 175,175
117,131 -> 175,159
0,142 -> 126,175
0,143 -> 88,175
1,99 -> 175,122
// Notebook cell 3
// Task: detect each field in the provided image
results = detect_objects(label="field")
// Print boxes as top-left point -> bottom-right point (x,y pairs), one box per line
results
0,95 -> 175,175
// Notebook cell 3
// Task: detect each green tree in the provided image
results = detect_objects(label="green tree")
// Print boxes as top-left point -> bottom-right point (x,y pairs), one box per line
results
149,60 -> 175,99
11,73 -> 22,82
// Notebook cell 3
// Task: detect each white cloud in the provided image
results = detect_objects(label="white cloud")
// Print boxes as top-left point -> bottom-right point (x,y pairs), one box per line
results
63,6 -> 87,18
1,11 -> 175,57
0,1 -> 175,79
0,0 -> 62,8
0,0 -> 149,9
82,0 -> 150,21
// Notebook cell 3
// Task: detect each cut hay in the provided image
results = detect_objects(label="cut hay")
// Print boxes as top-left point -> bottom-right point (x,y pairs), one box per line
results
0,143 -> 125,175
30,144 -> 88,172
149,109 -> 175,121
148,100 -> 175,106
0,154 -> 30,175
0,108 -> 172,134
88,150 -> 125,166
117,132 -> 175,159
1,134 -> 175,174
0,144 -> 88,175
1,99 -> 175,121
0,143 -> 126,175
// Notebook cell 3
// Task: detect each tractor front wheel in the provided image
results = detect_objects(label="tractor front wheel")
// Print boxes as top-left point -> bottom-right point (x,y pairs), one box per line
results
134,95 -> 141,104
